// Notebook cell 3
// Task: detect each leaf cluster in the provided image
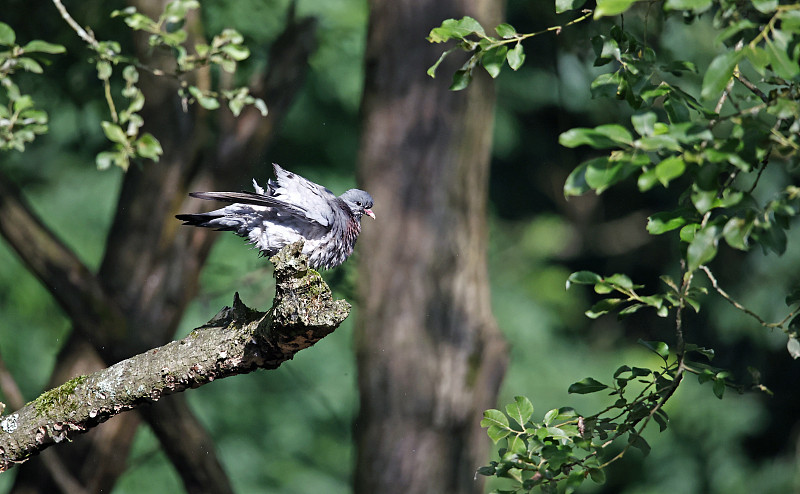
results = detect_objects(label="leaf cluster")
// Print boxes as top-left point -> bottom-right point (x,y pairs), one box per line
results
478,339 -> 742,493
2,0 -> 268,171
112,2 -> 267,118
426,16 -> 530,90
0,22 -> 65,151
566,271 -> 707,319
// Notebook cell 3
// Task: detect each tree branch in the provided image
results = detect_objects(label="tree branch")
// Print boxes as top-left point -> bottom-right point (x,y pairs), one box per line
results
0,242 -> 350,471
0,170 -> 126,348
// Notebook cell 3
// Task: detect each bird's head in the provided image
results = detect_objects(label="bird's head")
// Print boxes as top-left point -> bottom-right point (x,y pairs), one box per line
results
340,189 -> 376,220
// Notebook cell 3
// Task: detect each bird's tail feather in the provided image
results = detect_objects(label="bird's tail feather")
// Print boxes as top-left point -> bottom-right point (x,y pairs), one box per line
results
175,213 -> 246,233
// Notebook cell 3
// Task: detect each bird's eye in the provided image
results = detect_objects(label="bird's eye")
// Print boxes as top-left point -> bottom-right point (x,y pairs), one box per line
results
356,201 -> 362,206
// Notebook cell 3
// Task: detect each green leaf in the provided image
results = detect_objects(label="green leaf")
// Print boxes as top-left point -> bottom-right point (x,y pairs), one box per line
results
486,425 -> 510,443
655,156 -> 686,186
628,433 -> 651,456
767,98 -> 800,119
647,210 -> 688,234
556,0 -> 588,13
16,57 -> 43,74
253,98 -> 268,117
495,23 -> 517,39
631,112 -> 656,137
638,339 -> 669,360
481,46 -> 508,78
481,409 -> 510,429
691,188 -> 717,214
636,134 -> 682,152
96,151 -> 122,170
751,0 -> 778,13
101,121 -> 128,144
221,43 -> 250,61
781,10 -> 800,32
701,50 -> 743,101
618,303 -> 645,316
753,222 -> 787,255
605,273 -> 634,290
712,376 -> 725,399
122,65 -> 139,84
0,22 -> 15,45
164,0 -> 200,22
449,68 -> 473,91
136,133 -> 163,160
680,223 -> 699,243
566,271 -> 602,288
559,126 -> 632,149
584,156 -> 634,193
786,286 -> 800,306
428,16 -> 485,43
638,168 -> 659,192
505,396 -> 534,427
653,409 -> 670,432
188,86 -> 221,110
588,467 -> 606,484
687,225 -> 720,272
543,408 -> 559,425
20,109 -> 47,124
427,48 -> 454,78
594,0 -> 637,18
12,95 -> 34,112
661,60 -> 698,74
685,343 -> 715,360
568,377 -> 609,394
506,43 -> 525,71
507,434 -> 527,455
122,12 -> 158,32
597,124 -> 633,145
664,0 -> 712,12
722,217 -> 752,250
96,61 -> 112,80
765,36 -> 800,80
586,298 -> 623,318
21,40 -> 66,54
564,163 -> 590,196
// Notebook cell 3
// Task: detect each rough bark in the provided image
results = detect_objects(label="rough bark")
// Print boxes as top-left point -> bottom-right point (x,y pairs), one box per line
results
0,243 -> 349,471
6,3 -> 318,492
355,1 -> 508,493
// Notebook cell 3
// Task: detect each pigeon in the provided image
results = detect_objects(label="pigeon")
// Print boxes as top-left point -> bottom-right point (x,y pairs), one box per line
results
176,164 -> 375,270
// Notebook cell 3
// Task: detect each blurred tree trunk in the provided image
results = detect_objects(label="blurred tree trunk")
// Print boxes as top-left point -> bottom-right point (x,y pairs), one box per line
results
355,1 -> 508,493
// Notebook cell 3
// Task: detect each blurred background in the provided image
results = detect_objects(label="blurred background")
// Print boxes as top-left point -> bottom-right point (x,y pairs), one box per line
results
1,0 -> 799,492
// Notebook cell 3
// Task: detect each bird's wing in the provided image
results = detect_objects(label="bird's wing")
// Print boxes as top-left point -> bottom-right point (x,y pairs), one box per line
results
188,165 -> 344,228
188,190 -> 314,221
268,164 -> 344,227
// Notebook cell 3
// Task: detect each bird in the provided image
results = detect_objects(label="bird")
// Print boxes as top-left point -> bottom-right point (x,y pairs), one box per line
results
176,163 -> 375,270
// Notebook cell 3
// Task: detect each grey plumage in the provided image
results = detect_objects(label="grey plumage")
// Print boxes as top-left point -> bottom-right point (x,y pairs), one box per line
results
176,164 -> 375,269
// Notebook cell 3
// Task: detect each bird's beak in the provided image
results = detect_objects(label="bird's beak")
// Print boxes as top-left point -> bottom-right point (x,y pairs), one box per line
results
365,209 -> 376,219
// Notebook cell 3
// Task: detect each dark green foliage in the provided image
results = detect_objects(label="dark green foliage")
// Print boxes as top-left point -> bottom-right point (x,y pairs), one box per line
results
432,0 -> 800,491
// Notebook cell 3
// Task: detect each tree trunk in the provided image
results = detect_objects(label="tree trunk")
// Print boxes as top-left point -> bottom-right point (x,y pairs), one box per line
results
355,1 -> 508,493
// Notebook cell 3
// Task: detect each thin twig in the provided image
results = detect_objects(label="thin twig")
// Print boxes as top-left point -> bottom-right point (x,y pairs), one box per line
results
734,72 -> 769,103
700,265 -> 783,329
51,0 -> 100,50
